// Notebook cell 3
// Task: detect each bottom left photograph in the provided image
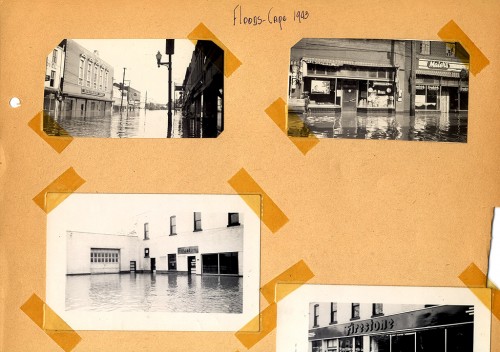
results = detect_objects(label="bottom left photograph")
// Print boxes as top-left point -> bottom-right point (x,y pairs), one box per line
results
45,193 -> 261,331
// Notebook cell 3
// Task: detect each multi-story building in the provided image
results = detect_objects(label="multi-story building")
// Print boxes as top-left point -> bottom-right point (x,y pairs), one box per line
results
66,210 -> 244,276
112,83 -> 141,112
288,39 -> 469,114
309,302 -> 474,352
181,40 -> 224,134
46,39 -> 114,120
43,42 -> 66,117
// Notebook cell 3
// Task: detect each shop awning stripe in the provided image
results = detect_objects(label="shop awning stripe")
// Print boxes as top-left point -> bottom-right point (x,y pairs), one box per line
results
416,69 -> 461,78
302,57 -> 395,68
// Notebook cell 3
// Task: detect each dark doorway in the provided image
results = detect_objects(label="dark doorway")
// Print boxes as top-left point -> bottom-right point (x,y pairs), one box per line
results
188,256 -> 196,275
150,257 -> 156,271
342,81 -> 358,112
392,333 -> 415,352
130,261 -> 136,272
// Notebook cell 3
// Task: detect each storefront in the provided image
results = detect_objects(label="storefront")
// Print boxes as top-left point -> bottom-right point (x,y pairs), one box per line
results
415,59 -> 469,112
290,58 -> 397,114
309,305 -> 474,352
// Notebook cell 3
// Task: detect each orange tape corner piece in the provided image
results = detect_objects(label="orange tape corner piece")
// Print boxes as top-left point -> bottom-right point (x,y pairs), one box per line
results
32,167 -> 85,213
21,294 -> 82,352
437,20 -> 490,75
228,168 -> 288,233
235,303 -> 277,349
458,262 -> 486,288
265,98 -> 287,133
289,136 -> 320,156
187,22 -> 242,78
28,111 -> 73,153
260,260 -> 314,304
492,288 -> 500,321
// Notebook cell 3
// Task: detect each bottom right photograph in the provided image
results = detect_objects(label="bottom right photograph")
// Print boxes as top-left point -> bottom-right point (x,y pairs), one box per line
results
276,285 -> 491,352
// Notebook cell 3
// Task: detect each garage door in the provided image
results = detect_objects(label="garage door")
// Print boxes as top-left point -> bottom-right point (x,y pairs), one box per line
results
90,248 -> 120,274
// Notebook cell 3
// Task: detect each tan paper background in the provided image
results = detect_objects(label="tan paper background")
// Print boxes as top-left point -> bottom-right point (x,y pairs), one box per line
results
1,0 -> 499,351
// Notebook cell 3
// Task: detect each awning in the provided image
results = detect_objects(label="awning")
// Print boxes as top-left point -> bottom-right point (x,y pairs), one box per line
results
416,69 -> 461,78
302,57 -> 395,68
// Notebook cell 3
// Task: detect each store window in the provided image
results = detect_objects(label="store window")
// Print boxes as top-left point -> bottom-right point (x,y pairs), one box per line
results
170,216 -> 177,235
194,212 -> 202,231
417,328 -> 445,352
86,61 -> 92,87
144,248 -> 149,258
228,213 -> 240,227
202,253 -> 218,274
144,222 -> 149,239
351,303 -> 360,320
354,336 -> 363,352
313,304 -> 320,327
372,303 -> 384,316
415,85 -> 438,110
326,339 -> 338,352
219,252 -> 239,274
330,302 -> 337,324
340,338 -> 353,352
358,81 -> 394,108
420,41 -> 431,55
78,58 -> 85,85
446,324 -> 473,352
168,254 -> 176,270
312,340 -> 323,352
370,335 -> 389,352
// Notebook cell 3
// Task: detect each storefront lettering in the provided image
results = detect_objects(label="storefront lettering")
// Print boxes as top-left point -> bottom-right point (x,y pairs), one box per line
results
427,60 -> 450,70
344,318 -> 395,336
81,88 -> 105,97
178,246 -> 199,254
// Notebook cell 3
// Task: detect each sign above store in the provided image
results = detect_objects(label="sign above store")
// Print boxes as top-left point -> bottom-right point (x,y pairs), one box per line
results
427,60 -> 449,69
178,246 -> 199,254
418,59 -> 469,72
81,88 -> 105,97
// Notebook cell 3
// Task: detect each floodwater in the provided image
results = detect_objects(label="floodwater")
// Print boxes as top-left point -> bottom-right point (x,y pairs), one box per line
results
44,109 -> 220,138
66,273 -> 243,313
288,111 -> 467,142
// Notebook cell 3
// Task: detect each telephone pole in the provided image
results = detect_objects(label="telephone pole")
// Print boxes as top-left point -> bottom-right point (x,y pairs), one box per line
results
120,68 -> 126,113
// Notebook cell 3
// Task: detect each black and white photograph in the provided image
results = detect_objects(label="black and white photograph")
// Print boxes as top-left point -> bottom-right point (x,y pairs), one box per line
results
43,39 -> 224,138
45,194 -> 260,331
288,39 -> 469,142
276,285 -> 491,352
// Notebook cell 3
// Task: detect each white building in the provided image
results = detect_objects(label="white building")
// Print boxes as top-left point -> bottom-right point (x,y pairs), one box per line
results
43,42 -> 66,117
67,210 -> 244,276
309,302 -> 474,352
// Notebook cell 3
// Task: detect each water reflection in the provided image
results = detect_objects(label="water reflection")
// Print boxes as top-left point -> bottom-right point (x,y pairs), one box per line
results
43,109 -> 220,138
288,111 -> 467,142
66,273 -> 243,313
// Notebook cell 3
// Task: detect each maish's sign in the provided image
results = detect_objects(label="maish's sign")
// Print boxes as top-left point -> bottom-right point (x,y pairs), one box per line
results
427,60 -> 449,69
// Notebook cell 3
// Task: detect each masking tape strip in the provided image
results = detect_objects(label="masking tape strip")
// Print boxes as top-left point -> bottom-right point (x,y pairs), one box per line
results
260,259 -> 314,304
28,112 -> 73,153
459,263 -> 499,320
187,23 -> 242,78
265,98 -> 320,155
32,167 -> 85,213
20,294 -> 82,351
228,168 -> 288,233
235,260 -> 314,349
437,20 -> 490,75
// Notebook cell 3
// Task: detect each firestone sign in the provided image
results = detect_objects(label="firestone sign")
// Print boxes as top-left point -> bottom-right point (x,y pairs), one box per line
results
178,246 -> 199,254
344,318 -> 395,335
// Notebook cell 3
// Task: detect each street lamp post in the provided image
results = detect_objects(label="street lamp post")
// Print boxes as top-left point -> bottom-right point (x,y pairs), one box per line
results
156,43 -> 173,137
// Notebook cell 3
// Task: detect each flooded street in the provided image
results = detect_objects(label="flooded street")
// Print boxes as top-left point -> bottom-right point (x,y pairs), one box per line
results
66,273 -> 243,313
288,111 -> 467,142
44,109 -> 220,138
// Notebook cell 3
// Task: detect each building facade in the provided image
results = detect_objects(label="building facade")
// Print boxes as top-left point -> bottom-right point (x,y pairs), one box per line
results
288,39 -> 469,114
66,211 -> 243,276
46,39 -> 114,120
309,302 -> 474,352
43,42 -> 66,117
181,40 -> 224,134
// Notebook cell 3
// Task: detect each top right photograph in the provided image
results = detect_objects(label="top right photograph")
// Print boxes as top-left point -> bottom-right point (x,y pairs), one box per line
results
287,39 -> 469,142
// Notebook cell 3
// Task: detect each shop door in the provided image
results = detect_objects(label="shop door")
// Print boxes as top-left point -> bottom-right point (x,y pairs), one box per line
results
441,88 -> 450,112
188,256 -> 196,275
342,81 -> 358,112
392,333 -> 415,352
150,257 -> 156,271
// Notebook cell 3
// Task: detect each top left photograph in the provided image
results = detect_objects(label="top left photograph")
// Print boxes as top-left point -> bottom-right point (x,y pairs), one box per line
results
42,39 -> 224,138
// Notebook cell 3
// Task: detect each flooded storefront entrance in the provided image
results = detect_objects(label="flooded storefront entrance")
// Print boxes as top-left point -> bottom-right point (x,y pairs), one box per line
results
66,272 -> 243,313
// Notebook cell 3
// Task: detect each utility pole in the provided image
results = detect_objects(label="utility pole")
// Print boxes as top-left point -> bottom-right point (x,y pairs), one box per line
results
145,91 -> 148,110
409,41 -> 416,116
168,53 -> 172,124
120,68 -> 126,113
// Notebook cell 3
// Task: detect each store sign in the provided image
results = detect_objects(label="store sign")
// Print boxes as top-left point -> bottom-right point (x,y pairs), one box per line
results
460,87 -> 469,92
178,246 -> 199,254
427,85 -> 439,91
344,318 -> 395,336
427,60 -> 449,69
81,88 -> 105,97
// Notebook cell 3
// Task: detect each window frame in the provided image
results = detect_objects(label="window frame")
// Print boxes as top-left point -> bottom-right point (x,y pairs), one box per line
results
228,212 -> 240,227
351,303 -> 360,320
144,248 -> 149,258
419,40 -> 431,55
144,222 -> 149,240
372,303 -> 384,317
330,302 -> 338,324
313,304 -> 320,328
193,212 -> 202,232
170,215 -> 177,235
